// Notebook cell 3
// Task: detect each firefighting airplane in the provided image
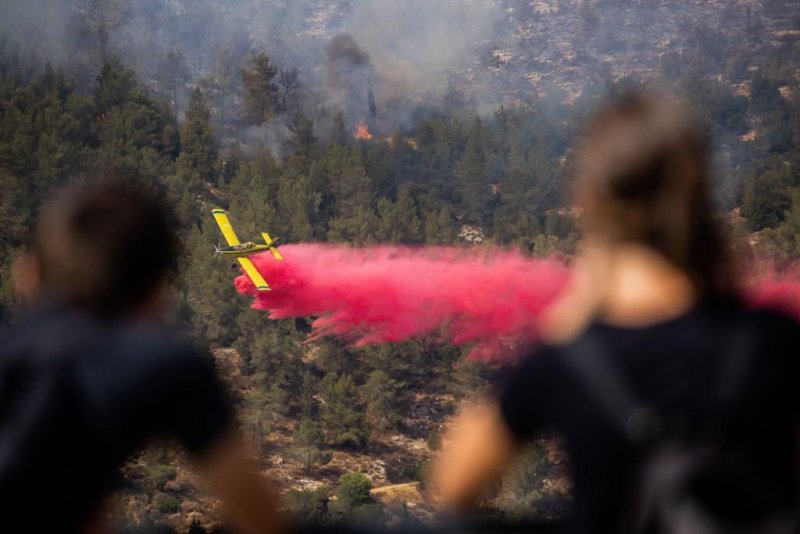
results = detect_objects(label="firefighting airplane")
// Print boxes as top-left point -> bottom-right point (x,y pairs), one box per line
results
211,208 -> 282,291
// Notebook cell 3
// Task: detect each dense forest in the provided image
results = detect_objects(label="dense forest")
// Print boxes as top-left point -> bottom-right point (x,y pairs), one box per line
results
1,1 -> 799,531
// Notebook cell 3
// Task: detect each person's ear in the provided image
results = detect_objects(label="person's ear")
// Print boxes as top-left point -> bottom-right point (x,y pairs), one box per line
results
11,252 -> 41,303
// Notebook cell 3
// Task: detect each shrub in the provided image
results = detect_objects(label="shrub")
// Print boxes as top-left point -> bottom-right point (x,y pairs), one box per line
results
426,429 -> 442,451
149,465 -> 178,487
742,167 -> 791,230
144,464 -> 178,497
155,493 -> 181,514
415,461 -> 431,487
286,487 -> 329,524
336,472 -> 372,508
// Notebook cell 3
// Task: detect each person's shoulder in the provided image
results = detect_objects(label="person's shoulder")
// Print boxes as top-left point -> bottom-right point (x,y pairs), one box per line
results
0,304 -> 102,361
114,325 -> 207,369
114,324 -> 186,352
497,343 -> 567,439
104,326 -> 222,414
508,343 -> 564,381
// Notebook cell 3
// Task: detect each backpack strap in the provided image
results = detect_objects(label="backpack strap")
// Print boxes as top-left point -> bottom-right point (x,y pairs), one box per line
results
562,330 -> 651,443
561,311 -> 757,445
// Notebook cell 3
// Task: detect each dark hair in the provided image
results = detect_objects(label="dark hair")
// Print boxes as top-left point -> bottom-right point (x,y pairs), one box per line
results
576,91 -> 737,298
33,180 -> 179,315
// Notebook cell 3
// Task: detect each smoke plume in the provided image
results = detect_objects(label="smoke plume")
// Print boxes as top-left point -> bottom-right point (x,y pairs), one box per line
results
324,33 -> 375,128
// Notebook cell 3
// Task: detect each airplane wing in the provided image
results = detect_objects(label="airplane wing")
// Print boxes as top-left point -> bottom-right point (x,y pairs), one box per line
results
212,209 -> 240,245
262,232 -> 284,260
237,257 -> 271,291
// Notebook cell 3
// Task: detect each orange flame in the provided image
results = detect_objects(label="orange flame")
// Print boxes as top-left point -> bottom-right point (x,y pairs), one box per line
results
354,119 -> 373,140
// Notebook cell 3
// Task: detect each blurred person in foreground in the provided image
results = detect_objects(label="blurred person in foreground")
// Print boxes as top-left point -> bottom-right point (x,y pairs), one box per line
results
0,181 -> 287,534
433,92 -> 800,533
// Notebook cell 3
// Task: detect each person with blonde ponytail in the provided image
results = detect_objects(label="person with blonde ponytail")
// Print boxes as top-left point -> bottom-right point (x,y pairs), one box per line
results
433,92 -> 800,534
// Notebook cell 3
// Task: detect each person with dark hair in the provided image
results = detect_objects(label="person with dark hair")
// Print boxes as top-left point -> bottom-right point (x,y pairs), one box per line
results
432,92 -> 800,533
31,181 -> 181,316
0,181 -> 286,534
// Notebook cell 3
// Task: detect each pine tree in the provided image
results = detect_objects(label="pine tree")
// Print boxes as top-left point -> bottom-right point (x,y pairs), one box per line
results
458,116 -> 490,224
320,373 -> 368,448
742,163 -> 792,230
181,222 -> 243,343
175,88 -> 218,189
328,206 -> 379,244
425,205 -> 455,244
94,57 -> 136,116
26,70 -> 93,194
277,174 -> 321,241
198,49 -> 239,126
293,418 -> 328,471
299,371 -> 319,418
514,212 -> 543,252
240,53 -> 280,125
331,112 -> 349,146
395,187 -> 422,243
286,111 -> 316,154
241,389 -> 272,455
363,370 -> 403,432
761,179 -> 800,260
92,59 -> 178,177
315,145 -> 377,243
158,49 -> 190,115
365,143 -> 398,199
277,67 -> 302,114
376,197 -> 399,242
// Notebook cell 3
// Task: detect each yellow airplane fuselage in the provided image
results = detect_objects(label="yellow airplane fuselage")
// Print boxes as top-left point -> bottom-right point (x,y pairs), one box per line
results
215,242 -> 270,257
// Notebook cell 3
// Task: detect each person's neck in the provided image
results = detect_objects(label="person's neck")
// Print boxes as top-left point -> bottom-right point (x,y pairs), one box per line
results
540,242 -> 698,344
592,242 -> 698,327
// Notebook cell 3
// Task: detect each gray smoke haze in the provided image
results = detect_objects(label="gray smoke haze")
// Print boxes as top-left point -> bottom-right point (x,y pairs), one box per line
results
0,1 -> 505,116
343,1 -> 502,107
2,1 -> 796,143
0,0 -> 68,61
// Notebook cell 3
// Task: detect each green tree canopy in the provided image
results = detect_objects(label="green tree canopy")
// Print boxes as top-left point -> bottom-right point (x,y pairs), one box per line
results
240,53 -> 280,126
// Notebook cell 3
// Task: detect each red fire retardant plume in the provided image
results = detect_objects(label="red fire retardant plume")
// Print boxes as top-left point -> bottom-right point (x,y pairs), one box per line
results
743,266 -> 800,322
234,245 -> 800,363
235,244 -> 570,363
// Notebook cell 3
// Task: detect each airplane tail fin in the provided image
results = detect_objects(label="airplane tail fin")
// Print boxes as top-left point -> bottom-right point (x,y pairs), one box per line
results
262,232 -> 283,260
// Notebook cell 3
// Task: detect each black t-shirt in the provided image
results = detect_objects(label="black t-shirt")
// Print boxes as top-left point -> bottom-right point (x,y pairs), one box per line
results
0,304 -> 234,531
499,302 -> 800,533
